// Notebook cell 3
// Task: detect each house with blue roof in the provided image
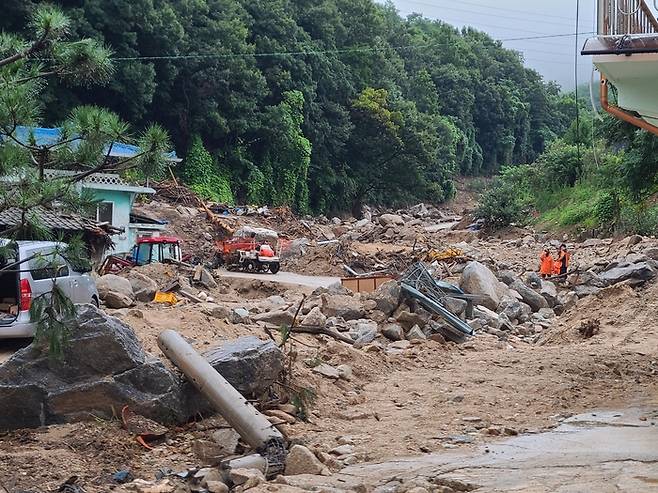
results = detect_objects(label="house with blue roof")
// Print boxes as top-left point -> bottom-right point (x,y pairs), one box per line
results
9,126 -> 180,256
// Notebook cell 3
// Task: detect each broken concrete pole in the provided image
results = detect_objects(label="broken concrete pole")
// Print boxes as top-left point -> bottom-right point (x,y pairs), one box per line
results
0,305 -> 189,430
202,336 -> 284,398
158,330 -> 286,476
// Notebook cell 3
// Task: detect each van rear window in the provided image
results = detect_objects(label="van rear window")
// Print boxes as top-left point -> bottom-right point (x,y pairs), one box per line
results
29,255 -> 69,280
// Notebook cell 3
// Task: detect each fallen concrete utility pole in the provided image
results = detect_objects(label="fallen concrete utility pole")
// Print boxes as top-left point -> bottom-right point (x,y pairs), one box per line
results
158,330 -> 287,477
401,283 -> 474,337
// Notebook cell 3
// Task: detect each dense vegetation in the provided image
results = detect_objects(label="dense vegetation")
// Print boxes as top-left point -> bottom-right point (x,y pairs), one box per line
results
475,103 -> 658,236
1,0 -> 576,214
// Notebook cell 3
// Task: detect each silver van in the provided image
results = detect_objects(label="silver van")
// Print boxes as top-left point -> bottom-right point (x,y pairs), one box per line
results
0,240 -> 99,338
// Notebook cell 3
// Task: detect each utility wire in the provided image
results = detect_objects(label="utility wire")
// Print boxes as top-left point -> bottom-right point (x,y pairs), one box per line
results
401,0 -> 594,28
411,0 -> 589,21
101,32 -> 594,62
575,0 -> 582,166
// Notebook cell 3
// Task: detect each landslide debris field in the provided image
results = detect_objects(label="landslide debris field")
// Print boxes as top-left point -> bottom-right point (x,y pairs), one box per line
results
1,188 -> 658,493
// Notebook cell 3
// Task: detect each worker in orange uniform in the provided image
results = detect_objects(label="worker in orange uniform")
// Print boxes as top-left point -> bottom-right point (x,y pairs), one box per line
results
554,244 -> 570,278
539,248 -> 553,278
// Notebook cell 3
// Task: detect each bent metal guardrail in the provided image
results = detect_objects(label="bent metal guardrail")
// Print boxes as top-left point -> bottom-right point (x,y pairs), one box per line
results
598,0 -> 658,35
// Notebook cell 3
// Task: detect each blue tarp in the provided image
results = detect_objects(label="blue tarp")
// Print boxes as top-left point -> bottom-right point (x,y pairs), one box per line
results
10,126 -> 179,161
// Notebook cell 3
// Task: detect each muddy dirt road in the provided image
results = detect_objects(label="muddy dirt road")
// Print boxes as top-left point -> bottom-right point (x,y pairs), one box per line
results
285,406 -> 658,492
217,269 -> 340,288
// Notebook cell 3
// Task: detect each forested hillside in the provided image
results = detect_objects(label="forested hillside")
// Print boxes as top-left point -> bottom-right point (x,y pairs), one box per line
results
1,0 -> 575,213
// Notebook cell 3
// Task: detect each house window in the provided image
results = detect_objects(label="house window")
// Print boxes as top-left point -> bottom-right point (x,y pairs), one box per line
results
97,202 -> 114,225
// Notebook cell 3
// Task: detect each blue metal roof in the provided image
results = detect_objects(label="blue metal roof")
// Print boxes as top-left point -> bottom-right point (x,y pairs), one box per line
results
10,126 -> 179,161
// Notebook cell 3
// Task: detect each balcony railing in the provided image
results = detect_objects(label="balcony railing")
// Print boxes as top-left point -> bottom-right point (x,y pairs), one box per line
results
598,0 -> 658,35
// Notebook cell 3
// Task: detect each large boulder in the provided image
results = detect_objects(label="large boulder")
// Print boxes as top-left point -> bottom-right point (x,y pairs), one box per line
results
369,281 -> 401,316
539,280 -> 559,308
0,305 -> 189,430
97,274 -> 135,308
97,274 -> 134,299
128,272 -> 158,303
510,280 -> 548,312
103,291 -> 134,309
379,214 -> 405,227
321,294 -> 365,320
460,261 -> 509,310
203,336 -> 284,398
599,262 -> 656,285
0,307 -> 286,431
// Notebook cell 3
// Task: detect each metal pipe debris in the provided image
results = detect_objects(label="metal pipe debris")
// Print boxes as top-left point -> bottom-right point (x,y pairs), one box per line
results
158,330 -> 286,476
401,283 -> 474,336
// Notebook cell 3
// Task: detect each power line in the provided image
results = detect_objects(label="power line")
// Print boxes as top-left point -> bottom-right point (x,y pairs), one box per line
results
575,0 -> 582,165
403,0 -> 584,22
102,32 -> 592,62
401,0 -> 593,29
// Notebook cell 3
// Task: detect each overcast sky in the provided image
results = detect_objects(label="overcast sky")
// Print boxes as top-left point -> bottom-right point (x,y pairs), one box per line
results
376,0 -> 607,90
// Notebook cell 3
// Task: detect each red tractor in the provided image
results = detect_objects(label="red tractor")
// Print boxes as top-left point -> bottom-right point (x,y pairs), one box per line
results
99,236 -> 185,275
213,236 -> 281,274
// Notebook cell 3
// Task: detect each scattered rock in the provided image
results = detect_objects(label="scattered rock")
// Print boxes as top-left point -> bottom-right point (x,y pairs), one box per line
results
201,303 -> 231,320
265,409 -> 296,424
252,307 -> 296,326
539,280 -> 558,308
301,306 -> 327,327
643,247 -> 658,261
211,429 -> 241,456
395,310 -> 428,331
203,337 -> 284,398
524,272 -> 542,289
194,266 -> 218,290
497,270 -> 517,286
510,280 -> 548,312
104,291 -> 135,309
379,214 -> 405,226
312,363 -> 340,379
626,234 -> 643,247
97,274 -> 134,300
285,445 -> 326,476
407,325 -> 427,341
337,364 -> 352,381
228,468 -> 265,486
443,297 -> 467,317
370,281 -> 401,316
229,307 -> 251,324
330,444 -> 355,456
128,272 -> 158,303
321,294 -> 365,320
205,481 -> 229,493
352,321 -> 378,348
460,261 -> 508,310
381,323 -> 405,341
599,262 -> 656,285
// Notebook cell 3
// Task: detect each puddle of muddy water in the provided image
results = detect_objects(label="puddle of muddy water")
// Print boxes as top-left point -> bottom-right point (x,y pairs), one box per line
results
286,407 -> 658,493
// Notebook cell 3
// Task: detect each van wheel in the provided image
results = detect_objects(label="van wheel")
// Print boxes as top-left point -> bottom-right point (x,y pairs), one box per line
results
92,296 -> 100,308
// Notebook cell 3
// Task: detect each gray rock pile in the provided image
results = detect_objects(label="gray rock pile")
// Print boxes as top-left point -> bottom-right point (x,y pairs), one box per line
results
0,306 -> 284,431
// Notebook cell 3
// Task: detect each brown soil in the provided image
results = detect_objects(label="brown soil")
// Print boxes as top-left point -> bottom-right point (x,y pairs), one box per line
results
1,190 -> 657,492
